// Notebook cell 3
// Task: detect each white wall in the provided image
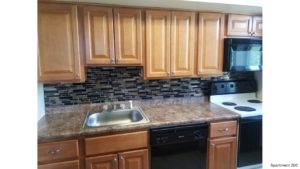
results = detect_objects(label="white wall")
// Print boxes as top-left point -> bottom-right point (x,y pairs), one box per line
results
38,83 -> 45,121
254,71 -> 262,99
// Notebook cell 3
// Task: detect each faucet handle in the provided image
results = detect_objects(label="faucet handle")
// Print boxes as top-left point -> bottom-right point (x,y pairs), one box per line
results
102,104 -> 108,111
120,103 -> 126,110
129,100 -> 133,109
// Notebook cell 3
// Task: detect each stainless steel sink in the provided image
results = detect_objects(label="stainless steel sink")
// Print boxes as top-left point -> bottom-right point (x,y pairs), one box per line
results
83,107 -> 149,128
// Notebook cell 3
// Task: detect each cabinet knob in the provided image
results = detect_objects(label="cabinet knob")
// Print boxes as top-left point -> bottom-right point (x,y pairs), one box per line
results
113,157 -> 118,163
218,128 -> 229,132
171,72 -> 175,75
120,156 -> 124,160
110,59 -> 115,64
47,149 -> 60,155
167,72 -> 170,75
76,73 -> 80,78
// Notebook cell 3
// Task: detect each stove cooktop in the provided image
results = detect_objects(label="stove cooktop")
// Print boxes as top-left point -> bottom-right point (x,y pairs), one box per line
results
210,93 -> 262,117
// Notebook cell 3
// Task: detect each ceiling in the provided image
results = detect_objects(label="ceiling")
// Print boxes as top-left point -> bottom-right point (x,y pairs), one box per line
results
47,0 -> 262,15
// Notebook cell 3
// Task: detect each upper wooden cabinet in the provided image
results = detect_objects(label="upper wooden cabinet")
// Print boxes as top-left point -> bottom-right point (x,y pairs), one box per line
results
38,3 -> 85,83
114,8 -> 143,65
84,7 -> 143,65
227,14 -> 262,37
198,13 -> 225,75
145,10 -> 171,78
170,11 -> 196,77
84,6 -> 115,65
145,10 -> 196,79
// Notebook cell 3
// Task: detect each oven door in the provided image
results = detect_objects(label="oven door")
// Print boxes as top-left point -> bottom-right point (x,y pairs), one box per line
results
224,38 -> 262,72
238,115 -> 262,167
151,140 -> 207,169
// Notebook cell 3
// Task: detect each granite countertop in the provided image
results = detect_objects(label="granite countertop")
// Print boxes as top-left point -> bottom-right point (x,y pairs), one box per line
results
38,97 -> 240,142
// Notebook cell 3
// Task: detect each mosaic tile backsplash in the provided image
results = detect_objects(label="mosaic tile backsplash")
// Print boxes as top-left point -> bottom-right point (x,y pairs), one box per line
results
44,67 -> 209,107
43,67 -> 254,107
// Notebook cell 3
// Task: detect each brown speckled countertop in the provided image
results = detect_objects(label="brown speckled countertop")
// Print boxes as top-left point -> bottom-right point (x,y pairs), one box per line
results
38,97 -> 239,142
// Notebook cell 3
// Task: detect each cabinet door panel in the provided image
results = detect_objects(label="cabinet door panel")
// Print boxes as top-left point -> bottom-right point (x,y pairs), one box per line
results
252,16 -> 262,37
227,14 -> 252,36
38,160 -> 79,169
119,149 -> 149,169
86,154 -> 118,169
170,11 -> 196,77
38,3 -> 82,82
145,10 -> 171,78
84,6 -> 114,64
198,13 -> 224,75
114,8 -> 143,65
208,137 -> 237,169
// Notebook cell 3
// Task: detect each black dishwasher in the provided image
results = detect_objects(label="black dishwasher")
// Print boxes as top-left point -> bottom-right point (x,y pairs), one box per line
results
150,123 -> 208,169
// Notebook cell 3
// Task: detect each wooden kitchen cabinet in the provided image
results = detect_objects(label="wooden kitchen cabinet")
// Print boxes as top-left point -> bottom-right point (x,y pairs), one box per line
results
86,154 -> 118,169
207,120 -> 237,169
85,131 -> 149,169
38,139 -> 80,169
38,3 -> 85,83
198,13 -> 225,75
170,11 -> 196,77
145,10 -> 171,78
86,149 -> 148,169
145,10 -> 196,79
227,14 -> 262,37
38,160 -> 80,169
208,137 -> 237,169
84,6 -> 115,65
84,7 -> 144,65
119,149 -> 149,169
114,8 -> 143,65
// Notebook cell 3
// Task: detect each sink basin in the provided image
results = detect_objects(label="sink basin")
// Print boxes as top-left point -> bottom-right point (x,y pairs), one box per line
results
83,107 -> 149,128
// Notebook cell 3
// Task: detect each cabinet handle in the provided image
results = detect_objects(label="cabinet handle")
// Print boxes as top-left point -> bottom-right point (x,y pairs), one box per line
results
110,59 -> 115,64
47,149 -> 60,155
120,156 -> 124,160
218,128 -> 229,132
167,72 -> 170,75
75,73 -> 80,78
171,72 -> 175,75
252,32 -> 256,36
113,157 -> 118,163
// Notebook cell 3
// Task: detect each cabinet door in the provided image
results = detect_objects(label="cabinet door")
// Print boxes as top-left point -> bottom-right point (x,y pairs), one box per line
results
145,10 -> 171,78
208,137 -> 237,169
170,11 -> 196,77
252,16 -> 262,37
38,3 -> 83,82
119,149 -> 149,169
84,6 -> 115,65
86,154 -> 118,169
38,160 -> 79,169
114,8 -> 143,65
198,13 -> 224,75
227,14 -> 252,36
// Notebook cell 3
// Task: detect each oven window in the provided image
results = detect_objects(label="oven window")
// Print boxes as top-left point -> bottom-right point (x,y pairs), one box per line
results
151,141 -> 206,169
230,44 -> 262,71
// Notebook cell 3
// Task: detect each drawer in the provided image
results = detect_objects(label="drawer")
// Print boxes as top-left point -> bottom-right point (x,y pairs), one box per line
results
38,160 -> 79,169
38,140 -> 79,164
210,120 -> 237,138
85,131 -> 148,156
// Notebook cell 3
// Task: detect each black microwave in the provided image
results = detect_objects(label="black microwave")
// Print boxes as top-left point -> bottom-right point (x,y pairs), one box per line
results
223,38 -> 262,72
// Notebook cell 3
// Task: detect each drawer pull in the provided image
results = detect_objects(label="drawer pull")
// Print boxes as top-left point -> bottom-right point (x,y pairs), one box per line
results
47,149 -> 60,155
113,157 -> 118,163
120,156 -> 124,160
218,128 -> 229,132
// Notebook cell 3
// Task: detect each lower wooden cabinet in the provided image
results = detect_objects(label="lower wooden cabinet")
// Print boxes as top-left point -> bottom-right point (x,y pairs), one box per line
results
208,121 -> 238,169
86,149 -> 149,169
38,160 -> 80,169
208,137 -> 237,169
86,154 -> 118,169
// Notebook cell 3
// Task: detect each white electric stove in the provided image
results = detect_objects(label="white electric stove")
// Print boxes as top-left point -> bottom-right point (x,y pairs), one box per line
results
210,80 -> 262,169
210,93 -> 262,118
